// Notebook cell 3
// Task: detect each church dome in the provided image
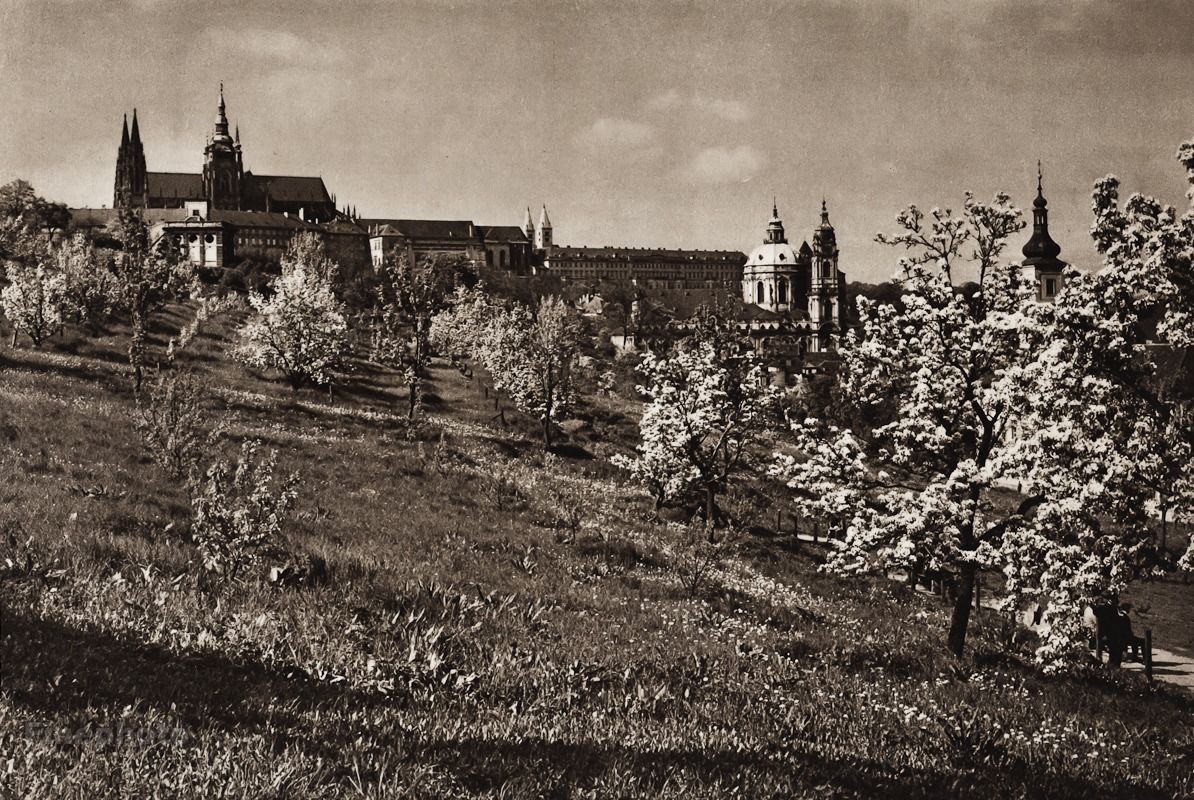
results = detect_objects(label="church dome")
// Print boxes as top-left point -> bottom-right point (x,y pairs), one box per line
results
746,240 -> 798,269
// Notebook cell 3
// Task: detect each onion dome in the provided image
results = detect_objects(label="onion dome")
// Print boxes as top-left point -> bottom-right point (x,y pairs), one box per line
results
1022,163 -> 1064,269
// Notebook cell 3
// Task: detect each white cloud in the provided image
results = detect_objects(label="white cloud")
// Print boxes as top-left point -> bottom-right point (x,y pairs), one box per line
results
204,28 -> 345,67
693,96 -> 752,122
646,89 -> 683,111
681,145 -> 764,184
646,91 -> 752,121
574,117 -> 658,148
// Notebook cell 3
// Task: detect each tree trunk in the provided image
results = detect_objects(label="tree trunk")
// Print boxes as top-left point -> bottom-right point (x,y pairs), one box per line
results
947,564 -> 977,658
705,486 -> 717,543
408,378 -> 418,420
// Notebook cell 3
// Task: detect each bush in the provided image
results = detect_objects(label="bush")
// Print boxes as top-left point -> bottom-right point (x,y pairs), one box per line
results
190,440 -> 298,581
134,369 -> 214,481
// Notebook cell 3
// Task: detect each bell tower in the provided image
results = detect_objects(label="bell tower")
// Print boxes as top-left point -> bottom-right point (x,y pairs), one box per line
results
809,199 -> 840,351
202,83 -> 244,210
1021,162 -> 1066,302
536,204 -> 553,250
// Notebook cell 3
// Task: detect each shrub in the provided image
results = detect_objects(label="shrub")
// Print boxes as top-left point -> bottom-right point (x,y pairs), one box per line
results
135,369 -> 215,481
190,440 -> 298,580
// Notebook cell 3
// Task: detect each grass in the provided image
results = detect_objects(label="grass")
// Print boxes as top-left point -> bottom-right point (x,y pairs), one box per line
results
1,304 -> 1192,798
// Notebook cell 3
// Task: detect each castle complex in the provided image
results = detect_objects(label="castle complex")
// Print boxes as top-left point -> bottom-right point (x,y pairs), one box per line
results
113,84 -> 337,221
71,86 -> 1067,380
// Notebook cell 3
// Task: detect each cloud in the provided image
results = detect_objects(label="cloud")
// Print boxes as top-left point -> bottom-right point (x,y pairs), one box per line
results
574,117 -> 658,148
646,91 -> 752,121
681,145 -> 764,184
646,89 -> 683,111
204,28 -> 346,67
692,96 -> 751,122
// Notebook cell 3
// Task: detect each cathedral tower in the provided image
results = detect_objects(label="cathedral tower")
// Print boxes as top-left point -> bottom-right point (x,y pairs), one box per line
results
114,109 -> 147,208
202,83 -> 244,210
1022,163 -> 1066,302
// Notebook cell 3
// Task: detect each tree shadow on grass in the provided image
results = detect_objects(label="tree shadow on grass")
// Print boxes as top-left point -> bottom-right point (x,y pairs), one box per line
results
0,609 -> 383,739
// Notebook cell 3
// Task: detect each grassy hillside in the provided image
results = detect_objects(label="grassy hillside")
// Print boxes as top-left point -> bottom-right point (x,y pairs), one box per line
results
1,306 -> 1192,799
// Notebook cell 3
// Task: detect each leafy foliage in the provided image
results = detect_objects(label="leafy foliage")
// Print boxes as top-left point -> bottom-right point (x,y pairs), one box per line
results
108,209 -> 193,392
190,439 -> 298,580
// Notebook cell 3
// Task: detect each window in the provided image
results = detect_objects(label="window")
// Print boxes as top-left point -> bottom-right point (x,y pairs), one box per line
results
1044,278 -> 1057,298
777,278 -> 788,304
756,281 -> 764,304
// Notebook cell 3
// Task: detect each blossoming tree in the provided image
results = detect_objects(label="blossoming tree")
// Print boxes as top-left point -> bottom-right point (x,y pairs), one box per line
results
1,234 -> 66,347
774,193 -> 1042,658
236,233 -> 349,391
1006,141 -> 1194,658
617,309 -> 779,536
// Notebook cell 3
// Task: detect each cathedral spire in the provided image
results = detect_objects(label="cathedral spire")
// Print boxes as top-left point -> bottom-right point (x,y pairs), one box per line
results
130,108 -> 141,145
820,197 -> 830,227
213,83 -> 231,142
120,114 -> 129,149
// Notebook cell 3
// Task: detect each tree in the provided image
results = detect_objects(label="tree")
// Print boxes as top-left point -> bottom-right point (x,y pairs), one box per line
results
0,180 -> 69,263
489,295 -> 583,447
1,237 -> 66,347
1003,142 -> 1194,661
191,439 -> 298,581
57,233 -> 114,327
774,193 -> 1037,658
616,309 -> 779,536
109,209 -> 191,392
373,250 -> 465,418
236,233 -> 349,391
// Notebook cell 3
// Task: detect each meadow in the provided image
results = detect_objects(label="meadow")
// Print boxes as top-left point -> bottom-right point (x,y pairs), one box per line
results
1,304 -> 1192,799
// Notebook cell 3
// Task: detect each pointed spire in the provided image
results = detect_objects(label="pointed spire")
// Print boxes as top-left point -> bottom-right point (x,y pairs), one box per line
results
1023,163 -> 1062,265
130,108 -> 141,145
772,197 -> 778,219
213,83 -> 231,142
1034,160 -> 1047,208
120,114 -> 129,149
539,203 -> 551,227
235,123 -> 240,144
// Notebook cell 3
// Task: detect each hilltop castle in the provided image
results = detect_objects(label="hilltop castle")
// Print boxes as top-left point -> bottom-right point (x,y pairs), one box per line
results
113,84 -> 338,223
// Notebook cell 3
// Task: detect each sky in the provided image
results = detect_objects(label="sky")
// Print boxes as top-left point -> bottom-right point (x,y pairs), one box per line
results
1,0 -> 1192,282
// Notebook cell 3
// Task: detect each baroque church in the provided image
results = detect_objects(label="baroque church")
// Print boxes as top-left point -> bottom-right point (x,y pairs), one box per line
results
113,85 -> 338,223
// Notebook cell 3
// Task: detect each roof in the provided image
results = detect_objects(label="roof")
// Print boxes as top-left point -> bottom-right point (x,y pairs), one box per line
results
364,219 -> 479,240
70,207 -> 193,229
548,246 -> 747,263
745,241 -> 800,268
244,174 -> 330,204
479,225 -> 529,244
208,209 -> 318,229
146,172 -> 203,200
